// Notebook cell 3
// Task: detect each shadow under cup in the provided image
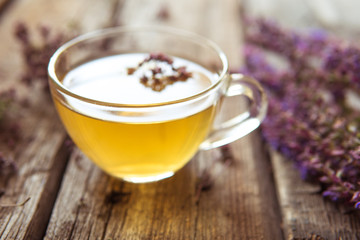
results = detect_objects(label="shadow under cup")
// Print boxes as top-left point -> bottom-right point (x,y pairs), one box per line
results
48,26 -> 266,183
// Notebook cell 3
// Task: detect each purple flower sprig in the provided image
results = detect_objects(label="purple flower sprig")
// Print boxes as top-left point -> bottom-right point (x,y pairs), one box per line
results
0,22 -> 68,179
243,17 -> 360,95
243,17 -> 329,72
14,22 -> 67,92
242,18 -> 360,209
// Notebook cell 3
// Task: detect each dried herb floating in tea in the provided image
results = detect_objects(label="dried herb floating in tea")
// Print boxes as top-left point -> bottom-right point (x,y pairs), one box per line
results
242,17 -> 360,209
127,53 -> 192,92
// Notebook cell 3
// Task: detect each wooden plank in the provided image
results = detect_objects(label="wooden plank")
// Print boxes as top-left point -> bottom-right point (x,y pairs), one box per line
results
46,137 -> 283,239
0,106 -> 68,240
44,0 -> 283,239
272,151 -> 360,239
243,0 -> 360,238
0,0 -> 118,239
43,149 -> 113,239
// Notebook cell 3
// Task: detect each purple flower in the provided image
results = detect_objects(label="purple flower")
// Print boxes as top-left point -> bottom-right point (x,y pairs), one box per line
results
323,190 -> 342,202
14,22 -> 68,91
242,17 -> 360,209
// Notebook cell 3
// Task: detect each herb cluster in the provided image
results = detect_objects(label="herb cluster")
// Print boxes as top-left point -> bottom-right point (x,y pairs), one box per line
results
14,22 -> 67,91
242,18 -> 360,209
127,53 -> 192,92
0,23 -> 67,178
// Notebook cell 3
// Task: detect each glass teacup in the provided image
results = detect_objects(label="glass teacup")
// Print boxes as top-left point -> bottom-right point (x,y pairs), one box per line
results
48,26 -> 267,183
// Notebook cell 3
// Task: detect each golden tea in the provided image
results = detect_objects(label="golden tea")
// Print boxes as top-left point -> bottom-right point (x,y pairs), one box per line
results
54,53 -> 217,182
49,27 -> 267,183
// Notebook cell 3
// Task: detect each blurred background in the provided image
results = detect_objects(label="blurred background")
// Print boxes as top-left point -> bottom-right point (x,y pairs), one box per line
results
244,0 -> 360,39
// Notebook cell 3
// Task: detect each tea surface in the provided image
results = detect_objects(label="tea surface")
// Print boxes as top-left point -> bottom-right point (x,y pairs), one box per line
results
63,53 -> 215,105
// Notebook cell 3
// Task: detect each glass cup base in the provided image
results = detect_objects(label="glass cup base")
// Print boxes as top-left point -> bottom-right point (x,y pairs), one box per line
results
121,171 -> 174,183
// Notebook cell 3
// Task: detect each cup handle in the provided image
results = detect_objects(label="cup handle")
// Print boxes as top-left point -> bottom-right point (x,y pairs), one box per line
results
199,73 -> 268,150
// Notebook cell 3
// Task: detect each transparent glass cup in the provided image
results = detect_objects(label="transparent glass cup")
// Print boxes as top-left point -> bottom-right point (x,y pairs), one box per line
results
48,26 -> 267,183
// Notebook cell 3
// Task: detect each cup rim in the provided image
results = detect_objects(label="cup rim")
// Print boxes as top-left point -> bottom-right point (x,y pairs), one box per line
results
48,25 -> 229,108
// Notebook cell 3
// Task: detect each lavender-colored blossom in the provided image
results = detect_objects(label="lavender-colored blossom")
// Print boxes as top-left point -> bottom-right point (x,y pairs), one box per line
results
0,22 -> 64,177
242,17 -> 360,209
14,22 -> 66,91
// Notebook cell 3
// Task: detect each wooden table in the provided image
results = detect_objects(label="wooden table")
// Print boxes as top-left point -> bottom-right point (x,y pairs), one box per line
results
0,0 -> 359,239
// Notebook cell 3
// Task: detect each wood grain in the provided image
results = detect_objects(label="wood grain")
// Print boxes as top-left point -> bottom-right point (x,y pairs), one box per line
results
271,151 -> 360,239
